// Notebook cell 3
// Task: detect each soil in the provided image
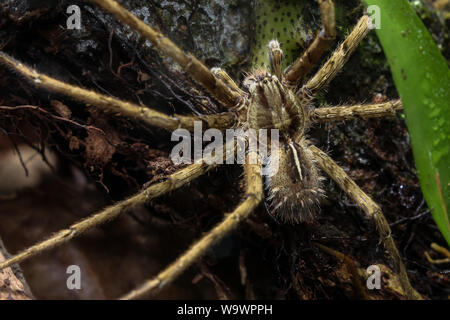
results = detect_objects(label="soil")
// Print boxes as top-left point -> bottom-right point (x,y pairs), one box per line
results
0,0 -> 448,299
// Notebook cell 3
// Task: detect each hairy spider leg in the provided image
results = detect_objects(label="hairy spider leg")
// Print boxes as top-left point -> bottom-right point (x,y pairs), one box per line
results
121,150 -> 263,299
0,52 -> 235,132
312,100 -> 403,122
304,15 -> 372,96
310,145 -> 423,300
90,0 -> 244,109
0,142 -> 237,273
284,0 -> 337,88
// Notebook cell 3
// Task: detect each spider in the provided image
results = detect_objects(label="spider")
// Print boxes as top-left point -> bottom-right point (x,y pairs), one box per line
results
0,0 -> 423,300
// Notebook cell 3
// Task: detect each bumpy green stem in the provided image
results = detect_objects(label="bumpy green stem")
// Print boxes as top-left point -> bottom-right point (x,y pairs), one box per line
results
250,0 -> 308,70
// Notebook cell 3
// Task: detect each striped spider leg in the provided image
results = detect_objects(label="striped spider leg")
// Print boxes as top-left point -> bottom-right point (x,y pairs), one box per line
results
122,150 -> 263,300
0,0 -> 246,284
283,0 -> 337,88
278,4 -> 421,299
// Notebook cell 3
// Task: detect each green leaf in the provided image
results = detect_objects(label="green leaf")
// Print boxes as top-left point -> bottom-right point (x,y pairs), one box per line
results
363,0 -> 450,245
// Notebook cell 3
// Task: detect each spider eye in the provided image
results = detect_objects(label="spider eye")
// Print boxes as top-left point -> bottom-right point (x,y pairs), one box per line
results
263,80 -> 267,84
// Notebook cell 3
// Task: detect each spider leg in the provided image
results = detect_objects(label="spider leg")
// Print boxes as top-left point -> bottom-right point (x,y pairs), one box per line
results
315,243 -> 370,299
309,145 -> 423,300
211,67 -> 246,97
312,100 -> 403,122
120,151 -> 263,299
90,0 -> 243,109
304,15 -> 372,96
0,158 -> 226,273
268,40 -> 284,81
284,0 -> 336,88
0,52 -> 235,132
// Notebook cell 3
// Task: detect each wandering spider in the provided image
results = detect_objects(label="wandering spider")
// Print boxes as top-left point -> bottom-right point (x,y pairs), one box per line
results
0,0 -> 425,300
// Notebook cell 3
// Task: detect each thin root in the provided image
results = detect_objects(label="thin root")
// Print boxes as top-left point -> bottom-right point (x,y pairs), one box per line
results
425,243 -> 450,264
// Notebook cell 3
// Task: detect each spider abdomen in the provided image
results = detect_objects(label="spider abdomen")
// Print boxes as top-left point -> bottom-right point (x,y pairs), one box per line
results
266,137 -> 324,224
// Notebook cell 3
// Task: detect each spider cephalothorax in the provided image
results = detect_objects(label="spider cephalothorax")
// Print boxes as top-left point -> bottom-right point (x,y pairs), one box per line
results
0,0 -> 422,300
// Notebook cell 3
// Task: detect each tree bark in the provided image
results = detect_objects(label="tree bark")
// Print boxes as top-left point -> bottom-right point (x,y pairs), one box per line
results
0,238 -> 33,300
